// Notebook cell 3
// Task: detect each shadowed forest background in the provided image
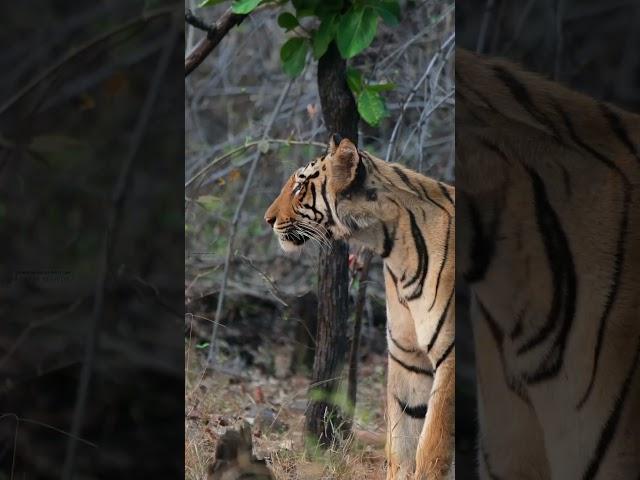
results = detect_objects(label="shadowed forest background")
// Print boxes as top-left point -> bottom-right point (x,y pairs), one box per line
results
185,0 -> 454,478
1,1 -> 184,478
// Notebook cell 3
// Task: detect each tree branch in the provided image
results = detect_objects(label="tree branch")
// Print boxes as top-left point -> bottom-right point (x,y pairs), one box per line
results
185,7 -> 247,76
185,9 -> 215,34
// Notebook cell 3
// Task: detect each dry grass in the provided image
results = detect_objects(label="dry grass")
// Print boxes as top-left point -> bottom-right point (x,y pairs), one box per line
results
185,343 -> 388,480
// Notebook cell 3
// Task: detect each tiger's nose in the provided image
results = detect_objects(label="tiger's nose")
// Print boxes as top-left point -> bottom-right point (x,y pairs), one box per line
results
265,215 -> 276,227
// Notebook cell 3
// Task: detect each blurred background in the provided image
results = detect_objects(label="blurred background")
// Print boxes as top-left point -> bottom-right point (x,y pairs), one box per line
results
185,0 -> 454,477
1,1 -> 184,478
456,1 -> 640,478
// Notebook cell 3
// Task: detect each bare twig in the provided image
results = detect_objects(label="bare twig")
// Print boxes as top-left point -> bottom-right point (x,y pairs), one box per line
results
501,0 -> 536,55
207,80 -> 294,365
374,1 -> 454,75
0,299 -> 84,370
185,7 -> 247,76
385,32 -> 455,162
238,255 -> 289,308
476,0 -> 495,54
185,138 -> 326,189
554,0 -> 565,81
185,9 -> 215,34
61,15 -> 178,480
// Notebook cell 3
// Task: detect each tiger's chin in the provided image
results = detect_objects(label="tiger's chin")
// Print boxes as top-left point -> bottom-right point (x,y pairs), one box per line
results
277,232 -> 309,253
278,237 -> 304,253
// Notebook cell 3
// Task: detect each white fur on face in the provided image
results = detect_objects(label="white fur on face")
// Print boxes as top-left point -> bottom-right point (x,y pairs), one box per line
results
278,237 -> 302,253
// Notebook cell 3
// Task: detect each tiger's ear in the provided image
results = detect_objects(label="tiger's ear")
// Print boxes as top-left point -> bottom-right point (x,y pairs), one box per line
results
330,138 -> 363,193
327,133 -> 343,155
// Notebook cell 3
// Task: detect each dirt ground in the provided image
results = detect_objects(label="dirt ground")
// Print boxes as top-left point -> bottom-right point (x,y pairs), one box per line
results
185,342 -> 389,480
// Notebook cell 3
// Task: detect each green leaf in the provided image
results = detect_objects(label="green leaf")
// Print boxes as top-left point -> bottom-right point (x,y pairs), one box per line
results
280,37 -> 309,77
195,195 -> 222,211
277,12 -> 299,31
311,14 -> 337,59
357,89 -> 388,127
371,1 -> 401,25
367,82 -> 395,92
198,0 -> 226,7
346,67 -> 363,94
231,0 -> 261,14
195,342 -> 210,349
336,7 -> 379,59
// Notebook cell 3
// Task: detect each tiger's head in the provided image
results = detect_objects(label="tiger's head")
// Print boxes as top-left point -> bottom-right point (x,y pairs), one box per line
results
265,134 -> 389,252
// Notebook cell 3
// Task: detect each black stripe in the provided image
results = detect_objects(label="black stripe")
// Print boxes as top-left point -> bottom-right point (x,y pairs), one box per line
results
404,209 -> 429,301
439,182 -> 454,204
386,264 -> 398,285
365,152 -> 382,174
456,69 -> 501,114
493,65 -> 563,142
381,224 -> 394,258
303,183 -> 324,223
392,165 -> 423,198
600,102 -> 640,164
582,337 -> 640,480
516,166 -> 575,354
395,396 -> 427,419
553,101 -> 619,170
418,182 -> 450,216
389,352 -> 433,376
477,297 -> 504,346
554,102 -> 631,404
435,340 -> 454,369
477,296 -> 530,402
387,326 -> 417,353
463,196 -> 498,284
320,177 -> 334,226
427,290 -> 453,352
341,155 -> 367,197
386,265 -> 407,307
481,445 -> 503,480
510,305 -> 527,340
429,215 -> 452,311
518,167 -> 577,385
479,138 -> 512,165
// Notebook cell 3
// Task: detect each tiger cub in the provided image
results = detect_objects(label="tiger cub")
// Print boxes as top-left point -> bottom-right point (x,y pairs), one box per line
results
457,47 -> 640,478
265,135 -> 455,479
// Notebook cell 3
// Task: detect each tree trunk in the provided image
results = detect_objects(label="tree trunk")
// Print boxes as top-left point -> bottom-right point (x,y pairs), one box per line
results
304,41 -> 358,448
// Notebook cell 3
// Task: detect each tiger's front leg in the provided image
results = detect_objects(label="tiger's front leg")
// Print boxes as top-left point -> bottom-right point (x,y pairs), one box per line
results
411,292 -> 455,480
386,350 -> 433,480
385,267 -> 433,479
415,349 -> 454,480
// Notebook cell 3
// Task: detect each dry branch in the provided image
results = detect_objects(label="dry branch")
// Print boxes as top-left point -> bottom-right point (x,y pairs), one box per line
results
385,32 -> 455,162
185,7 -> 247,76
207,80 -> 294,365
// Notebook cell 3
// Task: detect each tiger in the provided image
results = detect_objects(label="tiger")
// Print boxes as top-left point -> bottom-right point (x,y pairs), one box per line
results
456,46 -> 640,479
264,134 -> 455,479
